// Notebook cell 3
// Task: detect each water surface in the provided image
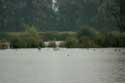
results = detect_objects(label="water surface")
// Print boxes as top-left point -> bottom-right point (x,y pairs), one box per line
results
0,48 -> 125,83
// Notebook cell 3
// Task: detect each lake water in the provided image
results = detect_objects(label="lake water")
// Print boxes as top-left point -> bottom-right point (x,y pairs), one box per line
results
0,48 -> 125,83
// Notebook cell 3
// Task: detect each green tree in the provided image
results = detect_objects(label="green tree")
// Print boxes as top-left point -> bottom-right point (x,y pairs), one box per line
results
25,25 -> 41,48
97,0 -> 120,32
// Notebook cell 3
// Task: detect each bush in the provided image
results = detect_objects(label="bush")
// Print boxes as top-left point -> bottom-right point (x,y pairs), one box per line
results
39,40 -> 45,48
79,37 -> 98,48
65,36 -> 79,48
11,37 -> 25,48
95,32 -> 125,47
9,34 -> 44,48
0,30 -> 125,48
78,26 -> 96,38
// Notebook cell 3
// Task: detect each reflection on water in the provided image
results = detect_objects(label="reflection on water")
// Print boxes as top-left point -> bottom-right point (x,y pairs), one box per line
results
0,48 -> 124,83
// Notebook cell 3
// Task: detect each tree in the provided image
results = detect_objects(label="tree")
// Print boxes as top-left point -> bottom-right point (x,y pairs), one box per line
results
0,0 -> 121,32
97,0 -> 120,32
25,25 -> 40,48
0,0 -> 98,32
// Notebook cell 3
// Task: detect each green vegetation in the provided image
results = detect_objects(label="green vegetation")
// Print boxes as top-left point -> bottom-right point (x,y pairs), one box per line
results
0,0 -> 121,32
65,36 -> 78,48
0,30 -> 124,48
0,24 -> 124,48
78,26 -> 96,38
2,25 -> 45,48
0,0 -> 122,49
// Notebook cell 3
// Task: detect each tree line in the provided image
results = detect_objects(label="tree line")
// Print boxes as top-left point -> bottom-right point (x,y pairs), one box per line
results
0,0 -> 122,32
0,26 -> 124,48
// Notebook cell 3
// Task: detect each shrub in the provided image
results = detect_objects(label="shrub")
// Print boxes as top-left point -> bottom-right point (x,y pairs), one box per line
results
78,26 -> 96,38
65,36 -> 79,48
10,35 -> 27,48
79,37 -> 98,48
39,40 -> 45,48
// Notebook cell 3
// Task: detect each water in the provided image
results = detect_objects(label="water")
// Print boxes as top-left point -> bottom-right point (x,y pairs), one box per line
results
0,48 -> 124,83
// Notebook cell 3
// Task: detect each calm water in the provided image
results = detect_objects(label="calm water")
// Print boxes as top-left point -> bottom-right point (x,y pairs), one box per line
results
0,48 -> 125,83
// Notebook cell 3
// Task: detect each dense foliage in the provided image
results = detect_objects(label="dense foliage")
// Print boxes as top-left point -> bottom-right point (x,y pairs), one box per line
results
0,31 -> 125,48
0,0 -> 121,32
0,0 -> 123,48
